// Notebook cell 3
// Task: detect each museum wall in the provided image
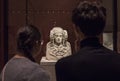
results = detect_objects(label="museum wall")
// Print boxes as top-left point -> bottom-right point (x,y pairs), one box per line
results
118,0 -> 120,32
118,0 -> 120,53
7,0 -> 91,63
0,0 -> 9,71
4,0 -> 120,62
6,0 -> 109,63
0,0 -> 5,71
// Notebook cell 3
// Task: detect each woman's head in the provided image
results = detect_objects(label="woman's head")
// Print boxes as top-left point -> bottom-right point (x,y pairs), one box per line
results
17,25 -> 41,62
72,1 -> 106,37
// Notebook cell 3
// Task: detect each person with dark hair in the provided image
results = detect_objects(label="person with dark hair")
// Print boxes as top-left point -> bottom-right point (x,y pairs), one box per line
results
0,25 -> 50,81
55,1 -> 120,81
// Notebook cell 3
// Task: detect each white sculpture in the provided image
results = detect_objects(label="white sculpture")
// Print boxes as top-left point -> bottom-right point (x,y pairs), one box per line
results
45,27 -> 72,61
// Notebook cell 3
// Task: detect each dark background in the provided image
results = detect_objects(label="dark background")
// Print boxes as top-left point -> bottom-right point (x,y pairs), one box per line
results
0,0 -> 120,71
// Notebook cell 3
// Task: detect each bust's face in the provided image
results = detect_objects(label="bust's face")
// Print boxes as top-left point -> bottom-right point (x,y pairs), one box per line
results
54,33 -> 63,44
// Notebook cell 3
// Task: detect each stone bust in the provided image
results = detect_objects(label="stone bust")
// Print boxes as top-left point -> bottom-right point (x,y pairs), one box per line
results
45,27 -> 72,61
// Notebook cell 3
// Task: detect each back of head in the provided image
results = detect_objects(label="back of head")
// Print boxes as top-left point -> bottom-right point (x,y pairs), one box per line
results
72,1 -> 106,36
17,25 -> 41,62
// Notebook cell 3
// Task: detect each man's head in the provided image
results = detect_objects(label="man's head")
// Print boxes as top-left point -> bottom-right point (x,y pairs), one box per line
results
72,1 -> 106,37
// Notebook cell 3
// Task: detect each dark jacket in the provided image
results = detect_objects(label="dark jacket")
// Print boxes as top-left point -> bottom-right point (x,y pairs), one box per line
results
55,37 -> 120,81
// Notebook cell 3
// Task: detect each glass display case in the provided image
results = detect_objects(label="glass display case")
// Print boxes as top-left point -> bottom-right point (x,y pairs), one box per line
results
2,0 -> 119,80
103,32 -> 113,50
102,0 -> 120,53
116,0 -> 120,53
118,32 -> 120,53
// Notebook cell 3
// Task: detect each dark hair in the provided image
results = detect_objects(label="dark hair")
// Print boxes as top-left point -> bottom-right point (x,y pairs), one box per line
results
72,1 -> 106,36
17,25 -> 41,62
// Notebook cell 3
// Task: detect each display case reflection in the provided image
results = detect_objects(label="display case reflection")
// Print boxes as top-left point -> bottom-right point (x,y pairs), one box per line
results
118,32 -> 120,53
103,32 -> 113,50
